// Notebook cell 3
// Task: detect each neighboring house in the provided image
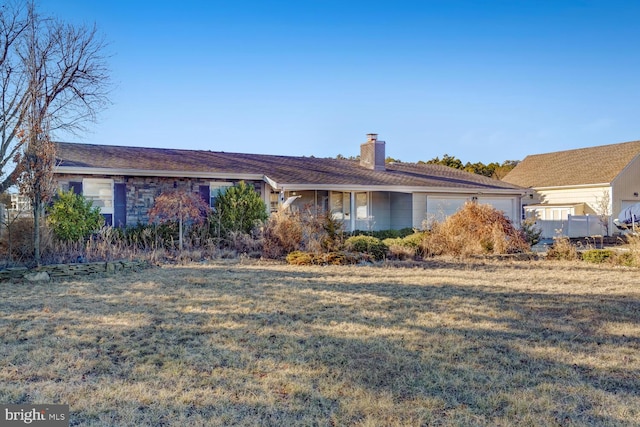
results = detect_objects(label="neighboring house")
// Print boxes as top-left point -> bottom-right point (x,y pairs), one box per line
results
503,140 -> 640,238
53,134 -> 527,232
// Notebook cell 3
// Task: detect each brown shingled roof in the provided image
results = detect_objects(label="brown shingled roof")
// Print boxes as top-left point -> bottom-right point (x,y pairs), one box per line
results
55,142 -> 524,191
503,140 -> 640,188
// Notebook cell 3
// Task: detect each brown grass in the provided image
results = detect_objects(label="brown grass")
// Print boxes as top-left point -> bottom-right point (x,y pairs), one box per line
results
1,260 -> 639,426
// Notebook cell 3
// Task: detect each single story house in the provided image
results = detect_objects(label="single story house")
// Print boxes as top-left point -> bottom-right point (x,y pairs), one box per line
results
53,134 -> 527,232
502,140 -> 640,237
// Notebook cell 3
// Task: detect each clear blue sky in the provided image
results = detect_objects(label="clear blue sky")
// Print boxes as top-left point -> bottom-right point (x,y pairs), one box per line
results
41,0 -> 640,164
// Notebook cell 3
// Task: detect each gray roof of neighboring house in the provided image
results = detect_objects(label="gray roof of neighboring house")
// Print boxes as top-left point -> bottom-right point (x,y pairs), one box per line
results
503,140 -> 640,188
55,142 -> 524,191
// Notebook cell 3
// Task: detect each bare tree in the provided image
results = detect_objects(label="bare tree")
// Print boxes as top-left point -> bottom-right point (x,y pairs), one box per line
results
595,189 -> 611,238
6,1 -> 110,264
148,190 -> 210,251
0,1 -> 109,191
0,1 -> 29,191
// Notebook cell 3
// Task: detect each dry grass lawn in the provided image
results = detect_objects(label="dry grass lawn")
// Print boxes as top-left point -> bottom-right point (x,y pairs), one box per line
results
1,259 -> 639,426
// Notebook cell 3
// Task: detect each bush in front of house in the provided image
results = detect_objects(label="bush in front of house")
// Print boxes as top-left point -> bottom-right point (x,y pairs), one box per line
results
351,228 -> 415,240
421,202 -> 529,257
47,190 -> 104,242
545,236 -> 579,261
344,235 -> 388,261
210,181 -> 268,240
148,190 -> 210,251
520,216 -> 543,246
286,250 -> 314,265
285,250 -> 359,266
262,207 -> 344,259
383,232 -> 426,260
581,249 -> 614,264
262,210 -> 306,258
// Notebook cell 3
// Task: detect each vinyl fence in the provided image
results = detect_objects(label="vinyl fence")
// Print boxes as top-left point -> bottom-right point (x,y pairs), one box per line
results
535,215 -> 606,239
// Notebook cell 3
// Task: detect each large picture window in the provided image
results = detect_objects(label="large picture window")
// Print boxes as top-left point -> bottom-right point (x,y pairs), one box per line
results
83,178 -> 113,215
209,182 -> 233,208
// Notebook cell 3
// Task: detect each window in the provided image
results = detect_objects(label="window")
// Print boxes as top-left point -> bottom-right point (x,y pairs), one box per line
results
356,192 -> 368,220
269,192 -> 279,213
10,193 -> 31,212
209,182 -> 232,208
330,191 -> 350,220
550,208 -> 570,221
83,178 -> 114,215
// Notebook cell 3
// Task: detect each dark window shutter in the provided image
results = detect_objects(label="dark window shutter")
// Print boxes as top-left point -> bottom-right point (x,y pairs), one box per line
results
199,185 -> 210,207
69,181 -> 82,194
114,183 -> 126,227
102,214 -> 113,227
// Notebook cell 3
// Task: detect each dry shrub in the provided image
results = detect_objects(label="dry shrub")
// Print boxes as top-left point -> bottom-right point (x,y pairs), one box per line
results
1,217 -> 36,263
617,233 -> 640,267
262,211 -> 304,258
224,230 -> 263,258
422,202 -> 529,257
176,250 -> 204,264
285,250 -> 313,265
262,207 -> 343,259
85,226 -> 127,261
627,233 -> 640,266
385,240 -> 417,260
546,236 -> 579,261
42,239 -> 85,264
0,217 -> 56,265
43,226 -> 175,265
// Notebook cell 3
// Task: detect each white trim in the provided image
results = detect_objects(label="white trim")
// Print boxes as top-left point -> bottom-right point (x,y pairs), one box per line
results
263,175 -> 279,190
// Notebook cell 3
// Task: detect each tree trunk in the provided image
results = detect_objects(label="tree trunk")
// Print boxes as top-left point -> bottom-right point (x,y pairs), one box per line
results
33,195 -> 41,266
178,199 -> 183,251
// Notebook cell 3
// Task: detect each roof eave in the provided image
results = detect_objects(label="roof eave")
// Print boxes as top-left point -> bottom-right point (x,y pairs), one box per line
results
277,183 -> 526,195
55,166 -> 265,181
533,182 -> 611,191
54,167 -> 525,195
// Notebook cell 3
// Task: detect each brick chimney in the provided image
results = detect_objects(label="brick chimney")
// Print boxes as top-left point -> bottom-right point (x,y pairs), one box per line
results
360,133 -> 385,171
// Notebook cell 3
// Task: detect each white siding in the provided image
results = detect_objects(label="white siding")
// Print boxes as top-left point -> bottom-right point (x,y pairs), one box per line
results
612,154 -> 640,223
390,193 -> 412,230
412,193 -> 427,229
534,186 -> 610,214
371,192 -> 391,230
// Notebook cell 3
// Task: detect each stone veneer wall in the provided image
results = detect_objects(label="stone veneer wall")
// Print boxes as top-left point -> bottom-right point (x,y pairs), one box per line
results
0,260 -> 149,281
55,174 -> 265,226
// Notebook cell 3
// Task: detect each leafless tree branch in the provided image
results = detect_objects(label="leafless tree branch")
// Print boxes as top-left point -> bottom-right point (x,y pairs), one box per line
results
0,0 -> 110,194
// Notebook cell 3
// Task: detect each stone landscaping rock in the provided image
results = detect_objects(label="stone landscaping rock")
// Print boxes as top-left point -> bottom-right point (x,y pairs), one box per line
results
24,271 -> 51,282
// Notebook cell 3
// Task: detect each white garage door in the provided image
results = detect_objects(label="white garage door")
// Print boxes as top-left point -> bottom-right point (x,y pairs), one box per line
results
478,198 -> 517,220
426,197 -> 467,222
426,196 -> 518,224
